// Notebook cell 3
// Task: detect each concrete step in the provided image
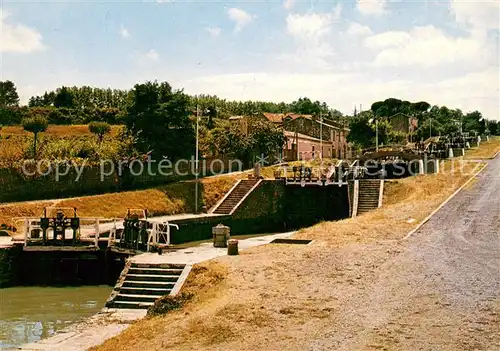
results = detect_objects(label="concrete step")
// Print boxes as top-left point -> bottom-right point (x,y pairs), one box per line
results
130,263 -> 185,269
119,286 -> 172,295
128,267 -> 183,275
115,293 -> 164,302
125,274 -> 180,282
122,280 -> 176,288
213,180 -> 259,214
110,300 -> 154,309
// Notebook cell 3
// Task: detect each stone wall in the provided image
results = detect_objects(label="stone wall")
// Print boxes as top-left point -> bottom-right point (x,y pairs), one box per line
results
0,245 -> 22,287
168,180 -> 350,244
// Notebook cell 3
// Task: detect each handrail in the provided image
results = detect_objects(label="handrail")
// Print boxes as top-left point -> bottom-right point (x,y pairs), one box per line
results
146,222 -> 179,251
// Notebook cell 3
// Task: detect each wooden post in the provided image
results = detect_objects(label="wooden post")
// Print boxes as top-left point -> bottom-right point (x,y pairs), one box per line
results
94,219 -> 100,247
24,219 -> 29,247
352,180 -> 359,218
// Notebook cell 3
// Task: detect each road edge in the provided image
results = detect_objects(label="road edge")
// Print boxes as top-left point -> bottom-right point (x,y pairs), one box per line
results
491,149 -> 500,159
401,162 -> 488,241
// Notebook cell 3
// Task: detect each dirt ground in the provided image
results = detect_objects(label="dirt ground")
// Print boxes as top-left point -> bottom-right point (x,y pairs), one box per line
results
95,154 -> 499,350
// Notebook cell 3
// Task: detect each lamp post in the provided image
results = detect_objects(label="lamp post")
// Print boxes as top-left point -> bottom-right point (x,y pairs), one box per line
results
194,104 -> 199,214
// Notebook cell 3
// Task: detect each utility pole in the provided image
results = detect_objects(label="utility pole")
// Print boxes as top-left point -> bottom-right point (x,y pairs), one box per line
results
194,104 -> 199,214
430,116 -> 432,138
319,112 -> 323,159
376,119 -> 379,152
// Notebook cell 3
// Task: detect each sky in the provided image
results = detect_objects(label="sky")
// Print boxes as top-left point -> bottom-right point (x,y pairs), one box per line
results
1,0 -> 499,119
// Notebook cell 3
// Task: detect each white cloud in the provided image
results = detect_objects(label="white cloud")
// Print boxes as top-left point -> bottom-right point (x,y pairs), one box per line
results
282,7 -> 342,71
357,0 -> 388,16
119,25 -> 130,39
145,49 -> 159,61
365,25 -> 488,67
0,10 -> 45,53
227,8 -> 254,32
346,22 -> 373,36
183,67 -> 499,119
364,31 -> 412,49
206,26 -> 221,38
450,0 -> 499,32
283,0 -> 294,10
286,7 -> 341,42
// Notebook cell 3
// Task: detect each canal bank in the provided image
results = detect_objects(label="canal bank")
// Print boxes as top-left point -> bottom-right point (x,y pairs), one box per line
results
17,232 -> 294,351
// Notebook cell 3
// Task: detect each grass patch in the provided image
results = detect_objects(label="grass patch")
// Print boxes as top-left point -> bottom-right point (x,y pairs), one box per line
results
0,124 -> 123,137
0,175 -> 241,233
464,136 -> 500,160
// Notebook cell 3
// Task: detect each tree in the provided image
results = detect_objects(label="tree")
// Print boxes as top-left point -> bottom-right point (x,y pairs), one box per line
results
54,87 -> 74,108
488,120 -> 498,135
290,97 -> 324,116
0,81 -> 20,107
88,121 -> 111,143
22,115 -> 48,159
347,112 -> 375,148
463,111 -> 484,134
206,124 -> 248,159
124,81 -> 195,159
247,118 -> 286,162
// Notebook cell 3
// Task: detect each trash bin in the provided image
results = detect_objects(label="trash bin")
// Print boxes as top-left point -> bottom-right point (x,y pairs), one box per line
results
227,239 -> 239,255
212,224 -> 230,248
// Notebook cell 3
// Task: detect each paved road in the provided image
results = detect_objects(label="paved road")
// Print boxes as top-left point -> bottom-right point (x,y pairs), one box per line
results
313,157 -> 500,350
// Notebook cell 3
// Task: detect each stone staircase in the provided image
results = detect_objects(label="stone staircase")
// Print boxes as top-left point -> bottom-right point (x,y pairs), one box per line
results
106,262 -> 188,309
357,179 -> 383,215
212,179 -> 261,215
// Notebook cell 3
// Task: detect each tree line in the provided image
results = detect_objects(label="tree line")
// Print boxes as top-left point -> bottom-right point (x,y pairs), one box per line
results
1,80 -> 499,162
347,98 -> 499,149
0,81 -> 345,126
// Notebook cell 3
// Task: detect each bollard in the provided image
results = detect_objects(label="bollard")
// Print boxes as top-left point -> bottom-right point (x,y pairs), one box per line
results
212,224 -> 230,248
448,148 -> 454,158
227,239 -> 239,255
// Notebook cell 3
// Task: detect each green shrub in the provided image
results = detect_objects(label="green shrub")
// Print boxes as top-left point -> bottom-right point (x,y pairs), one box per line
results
88,121 -> 111,143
